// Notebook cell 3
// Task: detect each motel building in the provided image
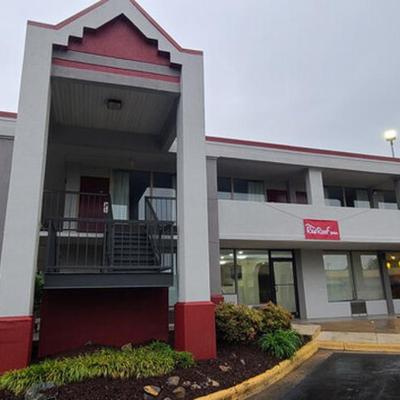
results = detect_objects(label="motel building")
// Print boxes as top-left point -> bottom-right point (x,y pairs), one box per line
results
2,0 -> 400,374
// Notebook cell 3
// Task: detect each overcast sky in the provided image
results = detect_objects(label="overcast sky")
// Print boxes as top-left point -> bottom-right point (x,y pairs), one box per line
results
1,0 -> 400,156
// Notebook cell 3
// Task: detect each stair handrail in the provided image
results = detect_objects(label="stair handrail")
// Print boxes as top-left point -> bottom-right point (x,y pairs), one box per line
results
145,197 -> 162,266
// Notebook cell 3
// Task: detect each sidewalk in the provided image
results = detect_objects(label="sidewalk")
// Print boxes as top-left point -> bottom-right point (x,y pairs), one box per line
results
293,316 -> 400,351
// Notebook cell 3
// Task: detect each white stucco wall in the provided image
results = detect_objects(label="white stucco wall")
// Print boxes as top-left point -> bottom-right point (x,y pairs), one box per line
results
218,200 -> 400,248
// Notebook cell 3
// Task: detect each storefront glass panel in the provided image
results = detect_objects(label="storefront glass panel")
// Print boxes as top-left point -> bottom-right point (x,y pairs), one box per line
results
386,253 -> 400,299
272,260 -> 297,313
352,252 -> 384,300
220,250 -> 235,294
323,253 -> 354,301
236,250 -> 270,305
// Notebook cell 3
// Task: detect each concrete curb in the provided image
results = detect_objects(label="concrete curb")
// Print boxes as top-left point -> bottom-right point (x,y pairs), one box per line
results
195,334 -> 400,400
195,340 -> 319,400
318,340 -> 400,353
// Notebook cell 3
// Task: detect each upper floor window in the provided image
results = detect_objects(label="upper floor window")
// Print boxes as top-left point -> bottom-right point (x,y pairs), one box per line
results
233,179 -> 265,202
266,189 -> 288,203
373,190 -> 398,210
296,191 -> 308,204
324,186 -> 384,209
324,186 -> 344,207
217,177 -> 232,200
345,188 -> 370,209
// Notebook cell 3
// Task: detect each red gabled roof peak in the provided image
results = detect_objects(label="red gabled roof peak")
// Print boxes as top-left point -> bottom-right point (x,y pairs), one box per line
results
27,0 -> 202,55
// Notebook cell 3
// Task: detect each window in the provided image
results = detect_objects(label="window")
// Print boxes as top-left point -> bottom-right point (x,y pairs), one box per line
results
323,252 -> 384,302
217,177 -> 232,200
351,252 -> 384,300
152,173 -> 176,221
386,253 -> 400,299
324,186 -> 344,207
220,250 -> 235,294
129,171 -> 151,220
236,250 -> 270,305
153,173 -> 175,198
266,189 -> 288,203
233,179 -> 265,202
295,191 -> 308,204
219,249 -> 298,313
323,253 -> 354,301
373,190 -> 398,210
111,171 -> 130,220
345,188 -> 370,209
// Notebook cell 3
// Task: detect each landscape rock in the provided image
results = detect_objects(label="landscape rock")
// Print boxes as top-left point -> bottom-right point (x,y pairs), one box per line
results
25,382 -> 56,400
166,376 -> 180,386
240,359 -> 246,366
143,385 -> 161,397
182,381 -> 191,388
190,383 -> 201,390
219,365 -> 231,372
207,378 -> 220,388
172,386 -> 186,399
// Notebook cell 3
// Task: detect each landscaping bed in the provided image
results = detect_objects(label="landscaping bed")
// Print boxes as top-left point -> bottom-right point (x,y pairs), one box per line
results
0,342 -> 283,400
0,302 -> 306,400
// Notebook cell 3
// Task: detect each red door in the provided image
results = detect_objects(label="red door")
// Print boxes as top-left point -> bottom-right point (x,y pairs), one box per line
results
78,177 -> 110,232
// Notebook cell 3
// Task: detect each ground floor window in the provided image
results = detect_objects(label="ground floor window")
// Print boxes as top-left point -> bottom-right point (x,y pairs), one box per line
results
220,249 -> 298,314
323,251 -> 384,302
385,252 -> 400,299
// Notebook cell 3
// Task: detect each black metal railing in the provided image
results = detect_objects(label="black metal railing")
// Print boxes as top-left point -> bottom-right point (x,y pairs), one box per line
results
43,192 -> 175,275
45,218 -> 175,273
42,190 -> 112,229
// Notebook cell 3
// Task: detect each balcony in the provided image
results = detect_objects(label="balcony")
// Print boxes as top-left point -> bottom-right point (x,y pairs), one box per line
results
218,199 -> 400,249
41,191 -> 176,288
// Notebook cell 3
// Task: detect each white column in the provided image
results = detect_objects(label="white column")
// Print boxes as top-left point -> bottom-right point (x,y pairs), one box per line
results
0,27 -> 52,317
176,55 -> 210,303
305,168 -> 325,207
206,157 -> 221,295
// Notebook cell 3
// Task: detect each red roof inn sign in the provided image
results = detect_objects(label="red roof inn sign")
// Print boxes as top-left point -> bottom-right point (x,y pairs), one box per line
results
303,219 -> 340,240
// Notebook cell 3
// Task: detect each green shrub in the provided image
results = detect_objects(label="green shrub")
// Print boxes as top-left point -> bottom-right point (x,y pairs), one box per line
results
34,273 -> 44,317
0,342 -> 194,396
215,302 -> 264,343
258,329 -> 302,359
259,302 -> 292,333
173,351 -> 195,369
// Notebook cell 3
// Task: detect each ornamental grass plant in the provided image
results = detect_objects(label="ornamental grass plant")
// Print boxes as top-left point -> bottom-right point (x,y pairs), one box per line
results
0,342 -> 194,396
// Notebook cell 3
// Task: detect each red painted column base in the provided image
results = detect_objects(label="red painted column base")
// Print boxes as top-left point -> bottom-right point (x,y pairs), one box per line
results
211,294 -> 224,305
174,301 -> 216,360
0,316 -> 33,373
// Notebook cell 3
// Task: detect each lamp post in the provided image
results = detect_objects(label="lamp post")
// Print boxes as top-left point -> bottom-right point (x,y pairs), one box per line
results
383,129 -> 397,158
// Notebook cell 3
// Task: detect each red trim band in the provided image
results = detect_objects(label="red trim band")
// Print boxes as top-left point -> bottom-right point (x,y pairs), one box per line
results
206,136 -> 400,163
52,58 -> 180,83
28,0 -> 202,56
0,111 -> 17,119
0,316 -> 33,373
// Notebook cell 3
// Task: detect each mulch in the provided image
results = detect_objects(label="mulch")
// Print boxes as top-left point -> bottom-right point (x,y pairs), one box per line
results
0,341 -> 297,400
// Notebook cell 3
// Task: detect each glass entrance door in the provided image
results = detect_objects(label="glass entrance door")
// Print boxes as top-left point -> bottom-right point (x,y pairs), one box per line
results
271,259 -> 298,315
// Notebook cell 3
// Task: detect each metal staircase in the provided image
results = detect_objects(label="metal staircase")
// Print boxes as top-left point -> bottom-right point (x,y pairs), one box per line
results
110,226 -> 160,269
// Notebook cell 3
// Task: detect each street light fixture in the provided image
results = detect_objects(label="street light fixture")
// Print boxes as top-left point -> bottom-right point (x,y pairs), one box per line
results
383,129 -> 397,157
